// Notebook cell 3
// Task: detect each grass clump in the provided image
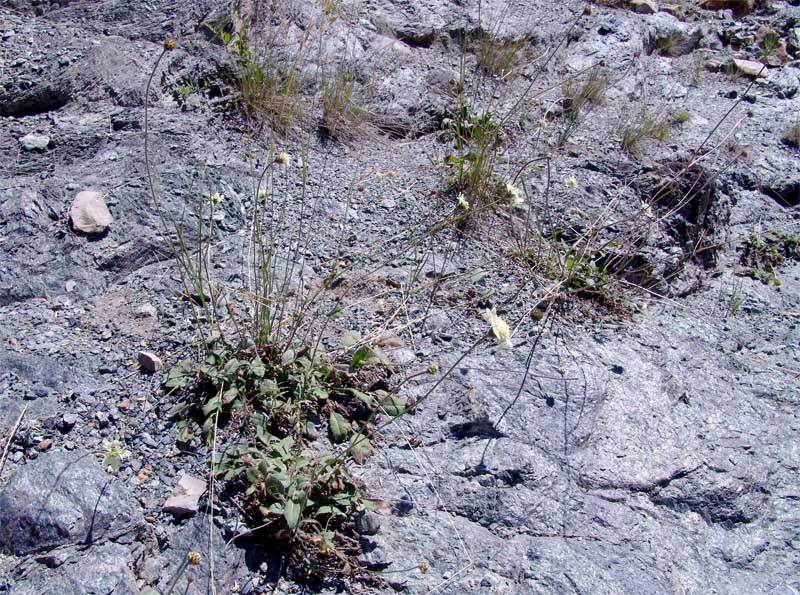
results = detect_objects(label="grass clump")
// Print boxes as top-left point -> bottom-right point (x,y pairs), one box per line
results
208,14 -> 308,135
669,108 -> 692,126
559,68 -> 611,144
320,68 -> 375,142
620,108 -> 669,151
476,35 -> 532,80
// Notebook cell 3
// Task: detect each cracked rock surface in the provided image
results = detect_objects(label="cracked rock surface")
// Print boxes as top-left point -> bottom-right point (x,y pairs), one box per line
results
1,0 -> 799,593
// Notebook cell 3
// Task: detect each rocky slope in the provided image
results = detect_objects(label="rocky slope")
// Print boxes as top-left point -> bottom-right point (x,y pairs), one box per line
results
1,0 -> 799,593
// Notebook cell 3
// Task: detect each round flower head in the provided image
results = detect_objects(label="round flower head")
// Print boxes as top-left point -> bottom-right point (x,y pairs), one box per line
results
275,152 -> 290,165
187,551 -> 202,566
481,307 -> 513,349
164,37 -> 177,51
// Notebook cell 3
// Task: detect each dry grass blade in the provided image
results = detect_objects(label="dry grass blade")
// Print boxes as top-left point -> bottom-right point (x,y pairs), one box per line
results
0,405 -> 28,480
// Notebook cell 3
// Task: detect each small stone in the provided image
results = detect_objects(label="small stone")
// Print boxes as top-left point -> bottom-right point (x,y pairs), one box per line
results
701,0 -> 753,18
163,475 -> 207,516
59,414 -> 78,432
138,351 -> 163,372
631,0 -> 658,14
733,59 -> 767,78
138,432 -> 158,449
354,510 -> 381,535
135,303 -> 158,319
65,280 -> 76,293
19,132 -> 50,151
37,439 -> 53,451
69,191 -> 113,235
94,411 -> 109,429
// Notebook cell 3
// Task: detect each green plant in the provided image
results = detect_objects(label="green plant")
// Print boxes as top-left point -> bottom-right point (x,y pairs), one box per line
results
475,35 -> 531,80
558,68 -> 610,145
320,68 -> 375,141
208,13 -> 309,135
670,108 -> 692,126
440,104 -> 507,209
727,280 -> 743,315
759,28 -> 781,63
620,108 -> 669,151
738,231 -> 799,286
216,436 -> 372,538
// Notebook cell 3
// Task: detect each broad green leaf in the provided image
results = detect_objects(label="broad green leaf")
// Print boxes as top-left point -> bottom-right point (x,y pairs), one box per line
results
202,416 -> 215,441
345,388 -> 375,407
329,411 -> 348,443
380,394 -> 407,417
339,330 -> 361,348
471,269 -> 487,284
284,491 -> 307,532
351,345 -> 382,368
250,356 -> 265,378
258,379 -> 279,397
222,386 -> 239,404
265,474 -> 286,497
168,402 -> 190,418
255,421 -> 271,445
222,358 -> 242,376
202,396 -> 221,417
348,435 -> 374,464
281,349 -> 295,366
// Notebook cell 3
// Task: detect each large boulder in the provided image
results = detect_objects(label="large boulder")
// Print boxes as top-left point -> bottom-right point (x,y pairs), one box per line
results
0,449 -> 141,555
9,543 -> 139,595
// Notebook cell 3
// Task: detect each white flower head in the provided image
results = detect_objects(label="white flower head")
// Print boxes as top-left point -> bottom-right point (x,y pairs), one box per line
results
564,176 -> 578,189
457,192 -> 469,210
481,307 -> 513,349
257,186 -> 267,201
275,151 -> 290,165
210,192 -> 224,206
505,180 -> 524,207
641,200 -> 654,219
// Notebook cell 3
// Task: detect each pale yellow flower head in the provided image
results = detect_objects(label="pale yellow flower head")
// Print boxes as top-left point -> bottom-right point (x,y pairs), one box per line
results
457,193 -> 469,210
210,192 -> 224,206
505,180 -> 524,207
481,307 -> 513,349
275,152 -> 290,165
564,176 -> 578,189
641,200 -> 654,219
